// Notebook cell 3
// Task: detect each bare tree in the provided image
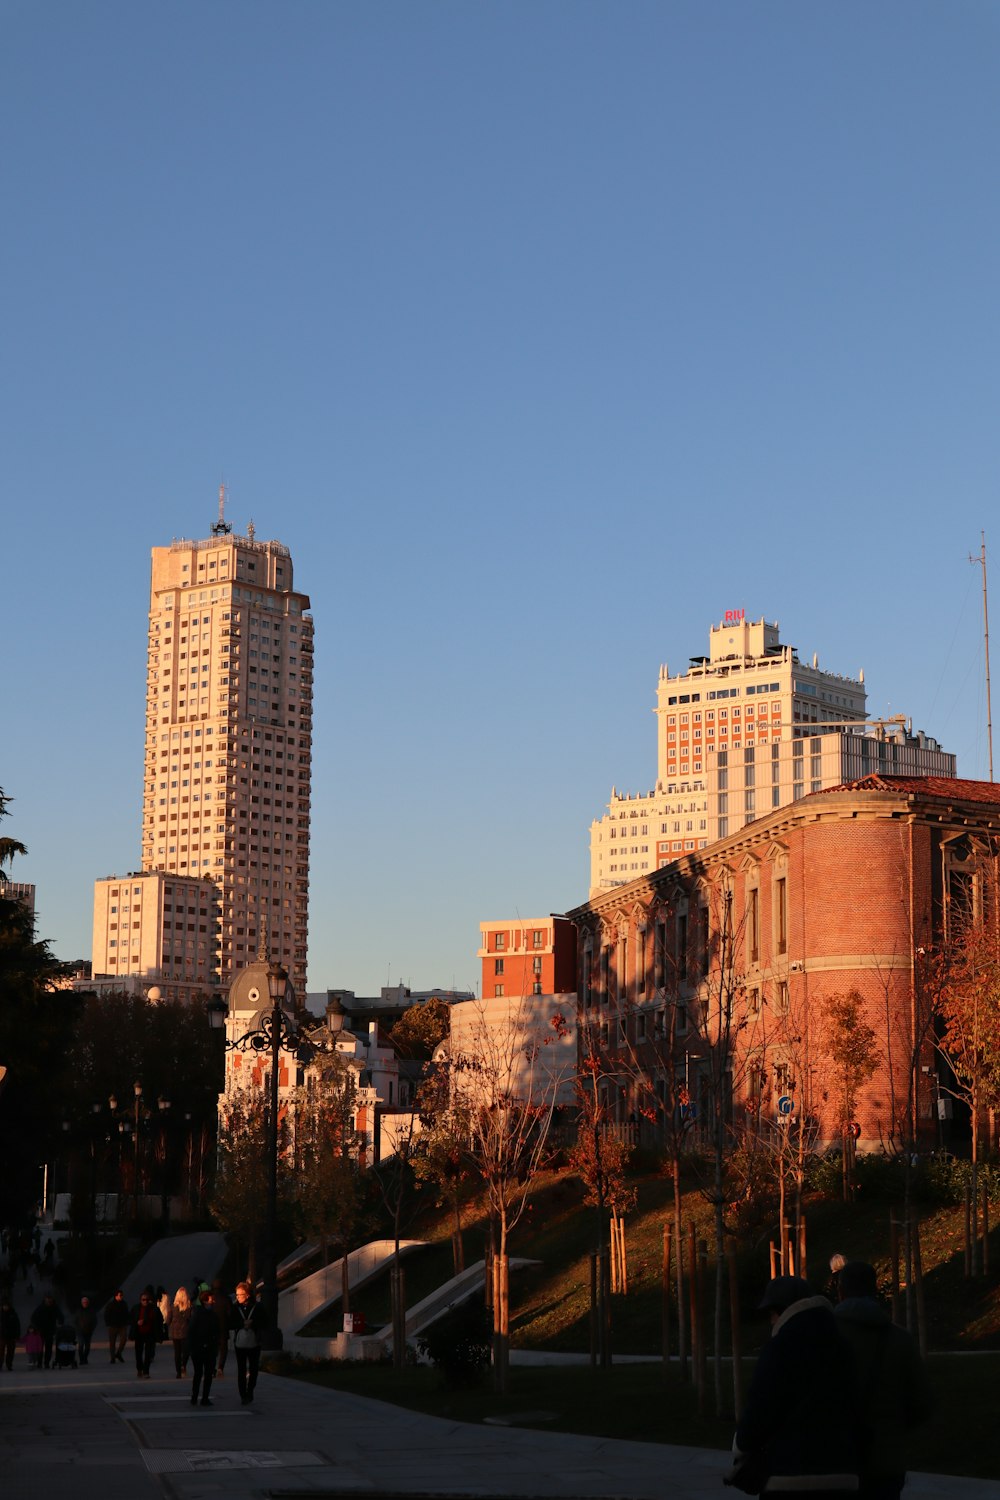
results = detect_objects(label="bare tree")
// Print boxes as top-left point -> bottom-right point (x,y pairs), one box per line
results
445,998 -> 562,1394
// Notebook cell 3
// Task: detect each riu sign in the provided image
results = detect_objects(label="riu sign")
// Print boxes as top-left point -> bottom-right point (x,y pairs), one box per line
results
724,609 -> 745,624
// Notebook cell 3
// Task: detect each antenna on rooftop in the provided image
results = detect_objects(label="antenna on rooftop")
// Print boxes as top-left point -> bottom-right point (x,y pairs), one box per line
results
969,532 -> 994,782
211,481 -> 233,537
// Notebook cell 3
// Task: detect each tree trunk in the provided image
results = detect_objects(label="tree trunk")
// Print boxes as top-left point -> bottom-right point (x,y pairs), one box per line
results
493,1251 -> 510,1394
673,1154 -> 687,1380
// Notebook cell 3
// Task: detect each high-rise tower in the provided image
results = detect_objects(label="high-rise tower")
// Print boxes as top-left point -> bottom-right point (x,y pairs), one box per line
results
139,493 -> 314,994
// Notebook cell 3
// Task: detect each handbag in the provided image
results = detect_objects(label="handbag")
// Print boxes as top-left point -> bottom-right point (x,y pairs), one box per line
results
234,1311 -> 258,1350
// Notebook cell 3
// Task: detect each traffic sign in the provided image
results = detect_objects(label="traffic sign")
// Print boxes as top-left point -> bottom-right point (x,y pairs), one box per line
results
777,1095 -> 794,1116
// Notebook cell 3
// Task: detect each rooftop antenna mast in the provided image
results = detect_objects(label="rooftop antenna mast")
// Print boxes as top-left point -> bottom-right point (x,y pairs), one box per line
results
211,480 -> 233,537
970,531 -> 994,782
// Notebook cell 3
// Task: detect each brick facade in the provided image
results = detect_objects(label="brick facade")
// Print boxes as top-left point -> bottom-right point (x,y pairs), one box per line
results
570,776 -> 1000,1151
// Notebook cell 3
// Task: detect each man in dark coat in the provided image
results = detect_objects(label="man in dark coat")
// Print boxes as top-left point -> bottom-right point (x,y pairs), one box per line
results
730,1275 -> 859,1498
0,1297 -> 21,1370
74,1295 -> 98,1366
834,1261 -> 932,1500
31,1292 -> 63,1370
104,1288 -> 130,1363
189,1283 -> 218,1407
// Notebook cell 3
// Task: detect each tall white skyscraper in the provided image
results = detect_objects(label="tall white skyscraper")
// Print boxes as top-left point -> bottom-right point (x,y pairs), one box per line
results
139,496 -> 314,994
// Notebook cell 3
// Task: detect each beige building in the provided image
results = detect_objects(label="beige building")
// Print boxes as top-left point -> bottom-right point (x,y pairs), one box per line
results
590,613 -> 954,893
89,870 -> 220,1001
136,498 -> 314,993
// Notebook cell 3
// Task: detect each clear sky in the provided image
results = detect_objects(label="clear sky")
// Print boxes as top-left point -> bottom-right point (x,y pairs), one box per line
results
3,1 -> 999,996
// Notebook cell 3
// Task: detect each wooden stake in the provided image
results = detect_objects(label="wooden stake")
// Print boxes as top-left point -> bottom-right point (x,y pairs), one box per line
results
984,1187 -> 991,1278
798,1218 -> 807,1281
662,1225 -> 672,1368
964,1185 -> 973,1279
688,1223 -> 699,1401
589,1251 -> 598,1369
726,1237 -> 743,1418
769,1240 -> 778,1279
911,1215 -> 927,1360
889,1216 -> 901,1325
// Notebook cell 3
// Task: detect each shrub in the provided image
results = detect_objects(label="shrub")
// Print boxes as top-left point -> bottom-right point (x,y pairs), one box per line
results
416,1293 -> 492,1385
916,1153 -> 1000,1207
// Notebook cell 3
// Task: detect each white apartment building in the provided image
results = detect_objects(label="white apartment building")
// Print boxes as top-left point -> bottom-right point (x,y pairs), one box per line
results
590,612 -> 954,893
137,500 -> 314,993
89,870 -> 219,1002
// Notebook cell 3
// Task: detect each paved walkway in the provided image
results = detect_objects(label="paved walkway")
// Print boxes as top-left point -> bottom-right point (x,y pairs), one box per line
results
0,1340 -> 998,1500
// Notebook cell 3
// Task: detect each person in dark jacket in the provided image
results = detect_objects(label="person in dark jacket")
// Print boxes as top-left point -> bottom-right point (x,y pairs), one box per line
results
130,1289 -> 164,1378
730,1275 -> 859,1498
834,1261 -> 932,1500
0,1297 -> 21,1370
188,1283 -> 218,1406
104,1289 -> 130,1363
31,1293 -> 63,1370
229,1281 -> 267,1404
74,1295 -> 97,1366
212,1278 -> 232,1376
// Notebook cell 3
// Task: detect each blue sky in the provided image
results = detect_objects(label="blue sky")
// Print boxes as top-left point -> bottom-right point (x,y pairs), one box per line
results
3,1 -> 999,995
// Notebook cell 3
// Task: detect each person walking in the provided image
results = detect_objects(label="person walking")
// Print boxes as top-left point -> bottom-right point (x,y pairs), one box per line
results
727,1275 -> 860,1498
104,1288 -> 130,1363
212,1278 -> 232,1377
74,1295 -> 97,1366
0,1297 -> 20,1370
834,1261 -> 932,1500
130,1289 -> 163,1378
188,1283 -> 217,1407
167,1286 -> 192,1378
229,1281 -> 267,1405
31,1292 -> 63,1370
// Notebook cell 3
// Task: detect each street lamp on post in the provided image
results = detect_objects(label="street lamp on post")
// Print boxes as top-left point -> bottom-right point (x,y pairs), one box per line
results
210,962 -> 318,1352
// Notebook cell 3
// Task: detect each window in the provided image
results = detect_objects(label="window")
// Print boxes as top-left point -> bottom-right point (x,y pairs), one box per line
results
494,984 -> 504,997
776,877 -> 787,954
494,958 -> 504,976
494,932 -> 506,951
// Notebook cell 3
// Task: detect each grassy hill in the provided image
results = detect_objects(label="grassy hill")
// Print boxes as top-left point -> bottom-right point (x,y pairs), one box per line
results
304,1156 -> 1000,1353
285,1155 -> 1000,1479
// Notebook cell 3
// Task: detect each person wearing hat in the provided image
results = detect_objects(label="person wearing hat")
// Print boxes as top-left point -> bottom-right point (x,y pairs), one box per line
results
834,1262 -> 931,1499
727,1276 -> 860,1497
188,1283 -> 218,1407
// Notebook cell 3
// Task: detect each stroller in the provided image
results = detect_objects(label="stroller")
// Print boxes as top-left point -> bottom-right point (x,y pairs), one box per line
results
54,1324 -> 78,1369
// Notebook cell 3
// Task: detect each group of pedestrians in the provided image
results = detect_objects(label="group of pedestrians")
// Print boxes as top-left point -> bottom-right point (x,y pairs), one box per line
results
97,1277 -> 266,1405
0,1272 -> 267,1410
728,1261 -> 932,1500
0,1291 -> 98,1371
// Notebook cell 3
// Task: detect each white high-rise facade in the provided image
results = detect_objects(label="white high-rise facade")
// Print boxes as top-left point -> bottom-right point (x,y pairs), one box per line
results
589,613 -> 954,894
140,505 -> 314,994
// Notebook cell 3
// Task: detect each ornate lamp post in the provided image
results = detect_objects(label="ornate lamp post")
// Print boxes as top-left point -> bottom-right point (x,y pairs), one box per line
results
210,959 -> 313,1350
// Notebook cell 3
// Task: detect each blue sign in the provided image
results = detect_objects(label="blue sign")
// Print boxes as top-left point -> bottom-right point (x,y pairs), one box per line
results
777,1095 -> 794,1117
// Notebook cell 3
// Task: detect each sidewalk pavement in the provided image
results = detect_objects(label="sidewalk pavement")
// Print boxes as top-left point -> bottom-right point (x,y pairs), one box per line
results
1,1340 -> 998,1500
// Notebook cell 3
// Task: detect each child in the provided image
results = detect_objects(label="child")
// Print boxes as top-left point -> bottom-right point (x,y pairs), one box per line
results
24,1325 -> 44,1368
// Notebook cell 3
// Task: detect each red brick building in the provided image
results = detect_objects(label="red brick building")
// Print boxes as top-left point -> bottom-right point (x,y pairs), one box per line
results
478,916 -> 577,1000
569,776 -> 1000,1151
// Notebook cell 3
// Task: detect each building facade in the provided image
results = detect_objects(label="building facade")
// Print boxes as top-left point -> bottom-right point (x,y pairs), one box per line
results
89,870 -> 220,1001
2,882 -> 35,918
478,915 -> 576,999
572,775 -> 1000,1151
138,499 -> 314,993
590,613 -> 953,894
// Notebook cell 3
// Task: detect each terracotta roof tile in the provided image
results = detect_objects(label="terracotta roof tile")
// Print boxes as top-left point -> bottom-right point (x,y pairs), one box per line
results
819,774 -> 1000,804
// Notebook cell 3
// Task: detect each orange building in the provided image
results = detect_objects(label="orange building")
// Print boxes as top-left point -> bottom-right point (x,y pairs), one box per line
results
478,915 -> 576,999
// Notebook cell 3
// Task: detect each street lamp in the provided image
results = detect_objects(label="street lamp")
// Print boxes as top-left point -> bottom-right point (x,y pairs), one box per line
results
210,961 -> 317,1351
